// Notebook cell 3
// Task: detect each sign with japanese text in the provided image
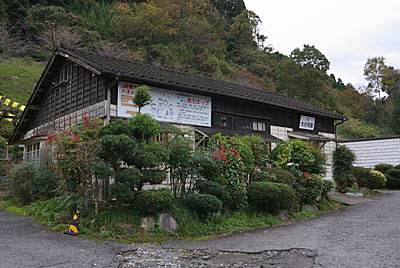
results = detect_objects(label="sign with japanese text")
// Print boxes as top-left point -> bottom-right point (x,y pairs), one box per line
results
117,81 -> 212,127
299,115 -> 315,130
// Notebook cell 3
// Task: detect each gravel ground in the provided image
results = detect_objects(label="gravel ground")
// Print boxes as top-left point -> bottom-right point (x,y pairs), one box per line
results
165,191 -> 400,268
119,243 -> 319,268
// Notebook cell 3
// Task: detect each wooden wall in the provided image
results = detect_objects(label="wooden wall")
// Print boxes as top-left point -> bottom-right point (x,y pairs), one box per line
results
32,60 -> 107,129
212,95 -> 335,134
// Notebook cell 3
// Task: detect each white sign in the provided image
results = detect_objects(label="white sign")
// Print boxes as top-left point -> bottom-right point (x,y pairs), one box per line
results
117,81 -> 212,127
299,115 -> 315,130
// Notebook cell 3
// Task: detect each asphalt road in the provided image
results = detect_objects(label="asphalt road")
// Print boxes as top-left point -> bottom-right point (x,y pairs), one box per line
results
0,210 -> 134,268
2,191 -> 400,268
165,191 -> 400,268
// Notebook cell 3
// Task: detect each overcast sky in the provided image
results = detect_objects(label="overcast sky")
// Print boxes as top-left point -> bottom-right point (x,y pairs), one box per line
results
244,0 -> 400,87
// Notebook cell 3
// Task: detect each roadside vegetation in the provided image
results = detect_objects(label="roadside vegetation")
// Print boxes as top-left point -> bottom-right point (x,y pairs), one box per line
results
0,87 -> 344,242
332,144 -> 400,195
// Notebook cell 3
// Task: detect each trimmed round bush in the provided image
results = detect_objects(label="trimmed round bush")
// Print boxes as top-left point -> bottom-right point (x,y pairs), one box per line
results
352,167 -> 370,187
248,182 -> 295,214
386,169 -> 400,188
136,188 -> 173,215
194,180 -> 224,201
185,193 -> 222,217
374,164 -> 393,174
262,167 -> 296,186
365,170 -> 386,190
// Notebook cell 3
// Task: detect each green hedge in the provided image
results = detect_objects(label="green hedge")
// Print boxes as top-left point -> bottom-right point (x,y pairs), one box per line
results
365,170 -> 386,190
248,182 -> 295,214
185,193 -> 222,217
374,164 -> 393,174
352,167 -> 370,187
267,167 -> 296,186
386,169 -> 400,188
194,180 -> 224,201
135,188 -> 173,215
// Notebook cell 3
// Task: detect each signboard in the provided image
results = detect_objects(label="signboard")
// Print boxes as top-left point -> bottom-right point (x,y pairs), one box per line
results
299,115 -> 315,130
117,81 -> 212,127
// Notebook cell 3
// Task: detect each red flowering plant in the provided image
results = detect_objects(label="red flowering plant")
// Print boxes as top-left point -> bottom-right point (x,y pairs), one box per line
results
208,134 -> 247,210
46,116 -> 104,209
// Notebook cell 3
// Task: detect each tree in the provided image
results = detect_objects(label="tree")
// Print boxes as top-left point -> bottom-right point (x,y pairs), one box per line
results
211,0 -> 246,21
0,23 -> 26,63
290,44 -> 330,72
133,85 -> 152,113
364,56 -> 389,99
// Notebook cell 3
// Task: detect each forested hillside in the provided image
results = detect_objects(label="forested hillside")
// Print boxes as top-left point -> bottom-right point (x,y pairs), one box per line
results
1,0 -> 399,140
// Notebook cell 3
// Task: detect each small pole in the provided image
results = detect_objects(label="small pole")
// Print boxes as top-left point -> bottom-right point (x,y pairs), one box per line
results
45,20 -> 56,54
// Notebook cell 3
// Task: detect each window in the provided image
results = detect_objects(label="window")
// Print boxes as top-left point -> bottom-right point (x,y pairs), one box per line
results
213,114 -> 233,129
252,120 -> 266,132
213,113 -> 269,132
235,118 -> 251,130
26,142 -> 40,166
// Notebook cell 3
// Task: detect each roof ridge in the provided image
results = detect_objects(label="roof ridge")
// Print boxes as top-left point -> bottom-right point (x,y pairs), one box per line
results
56,45 -> 344,119
58,45 -> 281,93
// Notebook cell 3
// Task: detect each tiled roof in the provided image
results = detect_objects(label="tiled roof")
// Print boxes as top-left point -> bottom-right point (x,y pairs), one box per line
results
59,45 -> 345,120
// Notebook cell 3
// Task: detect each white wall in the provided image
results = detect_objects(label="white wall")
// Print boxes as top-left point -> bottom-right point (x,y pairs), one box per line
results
341,138 -> 400,168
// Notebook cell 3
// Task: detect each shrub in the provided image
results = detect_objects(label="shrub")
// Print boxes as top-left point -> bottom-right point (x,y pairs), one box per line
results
394,165 -> 400,170
10,162 -> 36,205
28,168 -> 58,200
388,169 -> 400,178
194,180 -> 224,201
294,173 -> 324,204
269,139 -> 315,172
333,145 -> 356,192
266,167 -> 296,186
185,193 -> 223,218
321,180 -> 334,198
302,146 -> 326,175
248,182 -> 295,214
135,188 -> 173,215
374,164 -> 393,174
365,170 -> 386,190
352,167 -> 370,188
386,169 -> 400,188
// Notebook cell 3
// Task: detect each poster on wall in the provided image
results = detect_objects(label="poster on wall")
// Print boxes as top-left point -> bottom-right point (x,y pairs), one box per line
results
117,81 -> 212,127
299,115 -> 315,130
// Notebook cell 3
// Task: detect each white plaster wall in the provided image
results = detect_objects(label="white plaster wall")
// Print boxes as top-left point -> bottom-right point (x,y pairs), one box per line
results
341,138 -> 400,168
270,125 -> 293,148
319,132 -> 336,181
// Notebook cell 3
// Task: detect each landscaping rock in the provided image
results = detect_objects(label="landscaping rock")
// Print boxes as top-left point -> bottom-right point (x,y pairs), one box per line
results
304,205 -> 319,214
139,217 -> 155,234
277,210 -> 289,220
116,223 -> 137,235
158,213 -> 178,233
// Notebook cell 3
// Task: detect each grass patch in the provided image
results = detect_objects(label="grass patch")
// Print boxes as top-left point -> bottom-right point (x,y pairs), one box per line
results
51,224 -> 69,232
167,199 -> 281,238
0,57 -> 44,104
292,208 -> 315,221
5,205 -> 28,216
3,196 -> 340,243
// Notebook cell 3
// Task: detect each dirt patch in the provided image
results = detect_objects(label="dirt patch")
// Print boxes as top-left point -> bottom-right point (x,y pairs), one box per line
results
119,243 -> 320,267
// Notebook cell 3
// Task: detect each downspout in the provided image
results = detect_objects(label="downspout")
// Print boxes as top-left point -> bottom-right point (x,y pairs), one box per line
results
106,74 -> 120,124
334,118 -> 346,148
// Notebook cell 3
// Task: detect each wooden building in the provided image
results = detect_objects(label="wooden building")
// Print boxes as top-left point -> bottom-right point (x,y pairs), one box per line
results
10,45 -> 345,180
